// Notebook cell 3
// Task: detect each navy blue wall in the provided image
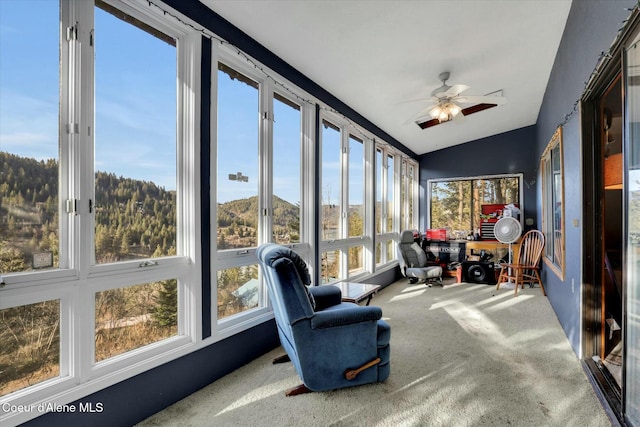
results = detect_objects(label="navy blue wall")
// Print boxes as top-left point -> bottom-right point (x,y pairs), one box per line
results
534,0 -> 634,354
418,125 -> 538,233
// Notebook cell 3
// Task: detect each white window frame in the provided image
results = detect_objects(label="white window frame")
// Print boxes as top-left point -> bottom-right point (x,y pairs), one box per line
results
1,1 -> 201,425
318,110 -> 376,283
209,44 -> 315,338
375,144 -> 401,266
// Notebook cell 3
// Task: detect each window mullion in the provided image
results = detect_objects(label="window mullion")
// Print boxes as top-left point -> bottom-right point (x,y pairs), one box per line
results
364,138 -> 375,273
78,3 -> 95,278
260,81 -> 273,246
340,128 -> 349,276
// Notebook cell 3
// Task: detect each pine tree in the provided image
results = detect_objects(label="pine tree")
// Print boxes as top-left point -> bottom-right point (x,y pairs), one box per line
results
152,279 -> 177,327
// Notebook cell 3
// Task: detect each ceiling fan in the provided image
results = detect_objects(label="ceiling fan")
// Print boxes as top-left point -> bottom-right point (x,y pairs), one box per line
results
406,72 -> 507,129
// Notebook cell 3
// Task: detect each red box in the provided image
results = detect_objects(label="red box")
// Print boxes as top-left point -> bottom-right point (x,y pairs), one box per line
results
426,229 -> 447,241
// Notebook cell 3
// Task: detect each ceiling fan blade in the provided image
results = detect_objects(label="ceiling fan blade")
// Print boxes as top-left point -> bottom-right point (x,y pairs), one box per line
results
444,84 -> 470,97
403,104 -> 437,125
461,103 -> 500,116
455,95 -> 507,105
416,118 -> 441,129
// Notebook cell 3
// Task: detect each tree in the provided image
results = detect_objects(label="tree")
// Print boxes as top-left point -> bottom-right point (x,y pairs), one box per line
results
153,279 -> 177,327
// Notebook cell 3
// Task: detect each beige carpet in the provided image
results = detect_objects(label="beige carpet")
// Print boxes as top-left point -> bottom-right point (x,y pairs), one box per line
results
137,279 -> 610,427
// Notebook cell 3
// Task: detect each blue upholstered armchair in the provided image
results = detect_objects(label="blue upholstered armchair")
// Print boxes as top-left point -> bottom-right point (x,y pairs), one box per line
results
257,243 -> 391,396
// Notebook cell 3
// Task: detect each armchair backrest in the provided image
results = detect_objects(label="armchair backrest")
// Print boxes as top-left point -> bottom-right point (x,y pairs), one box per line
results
397,230 -> 428,271
257,244 -> 315,370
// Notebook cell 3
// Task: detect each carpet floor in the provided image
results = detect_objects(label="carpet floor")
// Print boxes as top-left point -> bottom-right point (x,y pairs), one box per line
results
137,279 -> 610,427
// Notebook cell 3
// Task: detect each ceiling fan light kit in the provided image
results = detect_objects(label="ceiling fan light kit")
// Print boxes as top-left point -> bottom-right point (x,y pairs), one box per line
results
409,72 -> 507,129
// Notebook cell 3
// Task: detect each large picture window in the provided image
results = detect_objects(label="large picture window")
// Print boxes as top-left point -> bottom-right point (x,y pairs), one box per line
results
428,174 -> 522,237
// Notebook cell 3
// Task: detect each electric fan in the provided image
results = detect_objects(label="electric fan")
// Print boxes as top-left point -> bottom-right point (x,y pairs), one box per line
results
494,217 -> 522,264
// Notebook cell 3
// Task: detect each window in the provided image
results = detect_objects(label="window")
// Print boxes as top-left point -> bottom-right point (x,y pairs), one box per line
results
212,52 -> 311,325
429,174 -> 522,237
0,1 -> 60,274
272,93 -> 301,244
95,279 -> 178,362
321,119 -> 341,242
0,1 -> 198,422
0,299 -> 60,396
375,147 -> 398,265
319,114 -> 376,283
348,135 -> 364,238
94,4 -> 177,264
541,126 -> 565,278
216,63 -> 260,251
401,159 -> 418,231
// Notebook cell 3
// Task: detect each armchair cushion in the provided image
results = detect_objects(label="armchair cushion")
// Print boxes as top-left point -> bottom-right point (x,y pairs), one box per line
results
310,306 -> 382,329
308,285 -> 342,311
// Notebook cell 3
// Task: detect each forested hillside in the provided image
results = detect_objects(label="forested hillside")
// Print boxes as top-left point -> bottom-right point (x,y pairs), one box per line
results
0,151 -> 178,270
1,151 -> 301,268
1,152 -> 59,271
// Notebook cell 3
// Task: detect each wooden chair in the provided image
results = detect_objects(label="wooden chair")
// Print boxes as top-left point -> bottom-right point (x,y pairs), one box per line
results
496,230 -> 546,296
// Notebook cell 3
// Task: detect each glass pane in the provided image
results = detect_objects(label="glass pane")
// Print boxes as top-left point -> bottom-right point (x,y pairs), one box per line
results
401,162 -> 406,229
375,241 -> 382,265
0,300 -> 60,396
375,149 -> 383,234
95,280 -> 177,362
348,136 -> 364,237
94,5 -> 177,264
408,164 -> 415,228
321,250 -> 340,283
387,239 -> 394,261
386,154 -> 394,233
0,1 -> 60,273
625,30 -> 640,425
552,147 -> 563,266
430,176 -> 520,238
217,264 -> 259,319
430,180 -> 472,231
272,94 -> 301,244
541,128 -> 563,272
321,120 -> 341,241
473,177 -> 520,230
348,245 -> 364,276
216,63 -> 259,250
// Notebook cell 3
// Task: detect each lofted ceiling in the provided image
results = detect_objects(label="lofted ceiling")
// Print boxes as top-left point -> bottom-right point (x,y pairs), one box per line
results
201,0 -> 572,156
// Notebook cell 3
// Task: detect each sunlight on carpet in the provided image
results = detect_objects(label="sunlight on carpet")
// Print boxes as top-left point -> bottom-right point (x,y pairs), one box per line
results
215,377 -> 292,416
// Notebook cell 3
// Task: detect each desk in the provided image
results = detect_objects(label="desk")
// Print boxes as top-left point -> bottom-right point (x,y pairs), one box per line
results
334,282 -> 381,305
465,240 -> 517,262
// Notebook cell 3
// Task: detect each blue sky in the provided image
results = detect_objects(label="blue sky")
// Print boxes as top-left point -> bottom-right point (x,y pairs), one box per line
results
0,2 -> 178,191
0,1 -> 351,205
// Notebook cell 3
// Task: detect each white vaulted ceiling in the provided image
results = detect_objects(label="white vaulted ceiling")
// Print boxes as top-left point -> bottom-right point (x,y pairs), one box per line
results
201,0 -> 572,155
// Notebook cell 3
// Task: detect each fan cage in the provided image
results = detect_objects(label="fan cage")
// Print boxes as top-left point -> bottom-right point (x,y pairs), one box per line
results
494,217 -> 522,244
